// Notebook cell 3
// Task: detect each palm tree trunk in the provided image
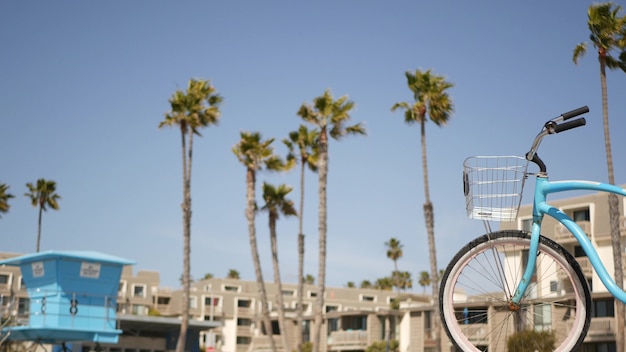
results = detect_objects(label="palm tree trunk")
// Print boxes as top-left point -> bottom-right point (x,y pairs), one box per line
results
312,131 -> 328,352
247,168 -> 277,352
270,215 -> 291,352
36,204 -> 43,252
420,118 -> 441,352
600,56 -> 625,352
296,162 -> 306,352
176,130 -> 192,352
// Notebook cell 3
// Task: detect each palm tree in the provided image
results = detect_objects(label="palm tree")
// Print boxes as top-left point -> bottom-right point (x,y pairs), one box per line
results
227,269 -> 240,279
360,280 -> 372,289
385,238 -> 403,292
374,277 -> 394,291
418,271 -> 431,293
297,89 -> 366,352
573,5 -> 626,350
304,274 -> 315,285
0,183 -> 15,219
261,182 -> 297,352
203,273 -> 214,280
283,125 -> 319,352
25,178 -> 61,252
393,271 -> 412,291
346,282 -> 355,288
233,131 -> 286,352
392,69 -> 454,352
159,78 -> 222,352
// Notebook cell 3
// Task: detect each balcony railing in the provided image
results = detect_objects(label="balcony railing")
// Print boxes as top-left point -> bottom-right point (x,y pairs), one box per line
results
554,221 -> 591,242
328,330 -> 368,351
559,257 -> 593,280
586,317 -> 615,338
457,324 -> 489,345
248,335 -> 284,352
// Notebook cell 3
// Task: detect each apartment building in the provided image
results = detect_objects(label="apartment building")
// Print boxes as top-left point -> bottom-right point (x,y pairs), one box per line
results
159,277 -> 436,352
496,185 -> 626,351
0,252 -> 30,324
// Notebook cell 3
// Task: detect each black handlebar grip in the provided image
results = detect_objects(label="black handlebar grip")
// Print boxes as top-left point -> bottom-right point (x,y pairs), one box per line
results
562,106 -> 589,120
554,117 -> 586,133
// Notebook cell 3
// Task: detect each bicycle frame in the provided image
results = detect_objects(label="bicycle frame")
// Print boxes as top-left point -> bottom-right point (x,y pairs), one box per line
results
512,176 -> 626,304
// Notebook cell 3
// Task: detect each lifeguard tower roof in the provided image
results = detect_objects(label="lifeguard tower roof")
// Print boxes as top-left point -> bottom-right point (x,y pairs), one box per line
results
0,250 -> 135,344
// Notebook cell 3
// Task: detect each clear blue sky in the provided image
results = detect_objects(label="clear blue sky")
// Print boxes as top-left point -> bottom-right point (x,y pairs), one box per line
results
2,1 -> 625,290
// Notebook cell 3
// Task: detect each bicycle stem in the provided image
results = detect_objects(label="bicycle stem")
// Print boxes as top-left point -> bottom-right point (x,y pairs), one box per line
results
525,105 -> 589,174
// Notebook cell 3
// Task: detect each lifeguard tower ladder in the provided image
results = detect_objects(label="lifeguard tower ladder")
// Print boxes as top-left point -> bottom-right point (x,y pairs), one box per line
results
0,251 -> 134,348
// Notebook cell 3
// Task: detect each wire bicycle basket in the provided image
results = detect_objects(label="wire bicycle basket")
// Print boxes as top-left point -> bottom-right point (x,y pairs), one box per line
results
463,156 -> 529,221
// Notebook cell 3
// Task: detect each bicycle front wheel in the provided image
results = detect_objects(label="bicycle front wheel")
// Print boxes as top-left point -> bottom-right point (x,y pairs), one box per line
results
440,230 -> 590,352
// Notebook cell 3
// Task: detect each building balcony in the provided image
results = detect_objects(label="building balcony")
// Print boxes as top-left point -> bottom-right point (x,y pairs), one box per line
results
455,323 -> 489,345
558,257 -> 593,280
328,330 -> 368,351
593,217 -> 626,242
248,335 -> 283,352
236,306 -> 255,316
554,221 -> 591,243
586,316 -> 616,340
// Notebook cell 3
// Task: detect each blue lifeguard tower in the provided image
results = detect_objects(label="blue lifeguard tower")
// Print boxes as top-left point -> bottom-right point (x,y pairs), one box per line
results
0,251 -> 135,345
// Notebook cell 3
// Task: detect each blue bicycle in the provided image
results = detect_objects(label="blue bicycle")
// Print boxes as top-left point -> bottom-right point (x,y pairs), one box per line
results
439,106 -> 626,351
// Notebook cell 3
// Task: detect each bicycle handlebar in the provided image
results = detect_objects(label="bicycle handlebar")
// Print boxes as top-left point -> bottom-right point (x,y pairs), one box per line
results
526,106 -> 590,172
561,106 -> 589,120
554,117 -> 586,133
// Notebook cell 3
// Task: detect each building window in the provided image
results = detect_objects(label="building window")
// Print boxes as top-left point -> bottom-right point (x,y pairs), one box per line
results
237,299 -> 252,308
308,291 -> 317,298
521,249 -> 537,282
281,289 -> 295,296
573,208 -> 590,222
223,284 -> 241,292
155,296 -> 170,305
0,273 -> 10,286
295,302 -> 309,312
325,305 -> 339,313
534,303 -> 552,331
132,284 -> 146,298
18,277 -> 26,290
550,281 -> 558,292
521,218 -> 533,232
205,296 -> 221,306
119,281 -> 127,295
189,296 -> 198,309
204,284 -> 212,292
591,298 -> 615,317
18,298 -> 30,316
360,294 -> 376,302
131,304 -> 146,315
583,342 -> 617,352
327,318 -> 339,333
455,307 -> 488,324
236,336 -> 251,345
237,318 -> 252,326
